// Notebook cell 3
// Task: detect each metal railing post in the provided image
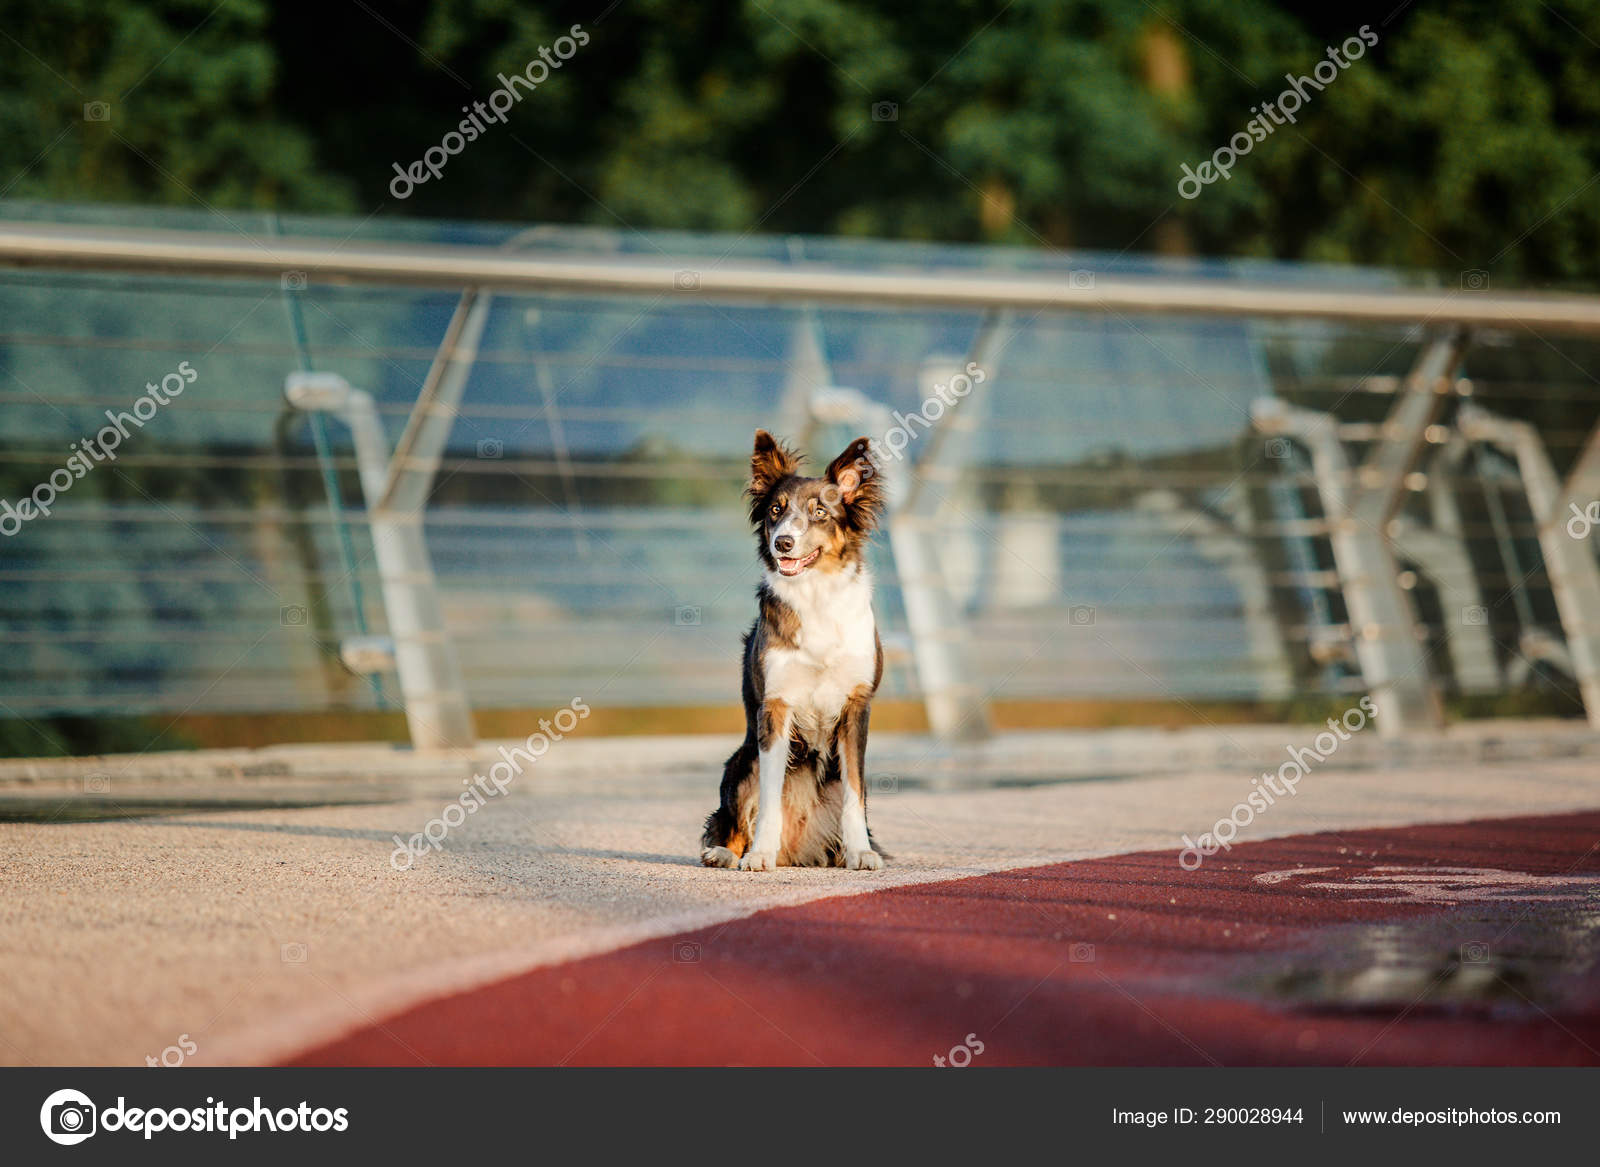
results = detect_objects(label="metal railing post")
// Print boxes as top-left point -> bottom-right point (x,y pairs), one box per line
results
1460,405 -> 1600,727
1253,332 -> 1465,733
285,373 -> 475,751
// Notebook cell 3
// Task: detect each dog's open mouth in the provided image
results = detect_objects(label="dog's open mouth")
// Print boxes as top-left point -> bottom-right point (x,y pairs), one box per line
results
776,548 -> 821,576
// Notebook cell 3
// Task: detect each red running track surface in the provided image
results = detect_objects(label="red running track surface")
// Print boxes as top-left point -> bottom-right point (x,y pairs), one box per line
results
288,811 -> 1600,1066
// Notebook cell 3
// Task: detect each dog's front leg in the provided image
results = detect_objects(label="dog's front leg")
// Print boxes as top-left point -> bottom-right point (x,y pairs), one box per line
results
838,686 -> 881,870
740,698 -> 790,871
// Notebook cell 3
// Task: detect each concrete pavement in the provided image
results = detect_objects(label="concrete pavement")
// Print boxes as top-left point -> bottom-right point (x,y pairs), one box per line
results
0,734 -> 1596,1066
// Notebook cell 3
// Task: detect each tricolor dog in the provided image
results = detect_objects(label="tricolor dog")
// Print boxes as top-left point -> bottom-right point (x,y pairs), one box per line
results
700,430 -> 887,871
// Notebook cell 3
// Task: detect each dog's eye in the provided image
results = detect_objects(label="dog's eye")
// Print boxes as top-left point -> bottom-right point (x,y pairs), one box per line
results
811,504 -> 827,520
769,502 -> 784,518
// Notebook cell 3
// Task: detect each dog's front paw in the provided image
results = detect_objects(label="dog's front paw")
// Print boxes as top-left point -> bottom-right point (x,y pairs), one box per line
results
701,846 -> 739,868
845,849 -> 883,871
739,849 -> 778,872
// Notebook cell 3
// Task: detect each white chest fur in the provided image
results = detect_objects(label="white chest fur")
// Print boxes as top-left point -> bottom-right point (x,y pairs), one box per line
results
762,565 -> 877,739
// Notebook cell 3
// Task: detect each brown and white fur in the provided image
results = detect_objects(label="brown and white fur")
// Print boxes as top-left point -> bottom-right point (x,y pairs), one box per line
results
700,430 -> 886,871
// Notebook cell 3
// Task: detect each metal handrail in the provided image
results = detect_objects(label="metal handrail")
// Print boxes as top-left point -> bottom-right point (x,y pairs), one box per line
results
6,221 -> 1600,332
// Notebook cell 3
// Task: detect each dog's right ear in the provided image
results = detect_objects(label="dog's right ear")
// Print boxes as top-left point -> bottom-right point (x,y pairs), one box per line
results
749,430 -> 799,496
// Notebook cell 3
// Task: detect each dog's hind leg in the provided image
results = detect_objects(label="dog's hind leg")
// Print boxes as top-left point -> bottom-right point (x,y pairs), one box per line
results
701,743 -> 756,868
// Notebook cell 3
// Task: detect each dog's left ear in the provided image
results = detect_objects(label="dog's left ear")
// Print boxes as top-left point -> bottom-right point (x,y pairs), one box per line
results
750,429 -> 800,496
826,436 -> 874,504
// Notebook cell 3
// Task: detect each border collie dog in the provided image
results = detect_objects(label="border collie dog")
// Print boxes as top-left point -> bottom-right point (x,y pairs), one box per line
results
700,430 -> 887,871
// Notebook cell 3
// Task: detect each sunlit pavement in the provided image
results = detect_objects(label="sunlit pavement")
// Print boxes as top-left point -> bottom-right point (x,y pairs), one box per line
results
0,747 -> 1595,1066
292,811 -> 1600,1067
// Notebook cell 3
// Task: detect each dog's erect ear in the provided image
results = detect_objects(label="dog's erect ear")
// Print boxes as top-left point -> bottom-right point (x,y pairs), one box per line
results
749,430 -> 800,496
826,436 -> 879,512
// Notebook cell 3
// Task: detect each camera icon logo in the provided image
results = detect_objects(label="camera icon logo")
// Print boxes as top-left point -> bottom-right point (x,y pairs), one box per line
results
1265,437 -> 1292,460
674,605 -> 702,627
1460,269 -> 1489,291
281,941 -> 308,963
870,774 -> 899,795
83,102 -> 111,122
674,941 -> 701,963
871,100 -> 898,122
1462,605 -> 1487,626
1069,942 -> 1096,963
280,604 -> 308,627
83,774 -> 111,795
1069,269 -> 1095,290
40,1088 -> 97,1145
1460,941 -> 1490,964
477,438 -> 504,459
674,270 -> 701,291
1068,604 -> 1096,627
281,271 -> 307,291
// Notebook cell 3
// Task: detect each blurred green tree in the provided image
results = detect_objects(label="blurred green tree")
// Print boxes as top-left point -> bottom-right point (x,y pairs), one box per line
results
0,0 -> 355,210
3,0 -> 1599,285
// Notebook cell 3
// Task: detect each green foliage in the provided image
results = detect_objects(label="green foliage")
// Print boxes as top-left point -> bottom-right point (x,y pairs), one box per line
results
0,0 -> 356,211
4,0 -> 1600,282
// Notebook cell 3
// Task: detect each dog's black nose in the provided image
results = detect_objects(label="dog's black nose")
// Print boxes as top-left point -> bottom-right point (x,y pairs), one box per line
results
774,535 -> 794,554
